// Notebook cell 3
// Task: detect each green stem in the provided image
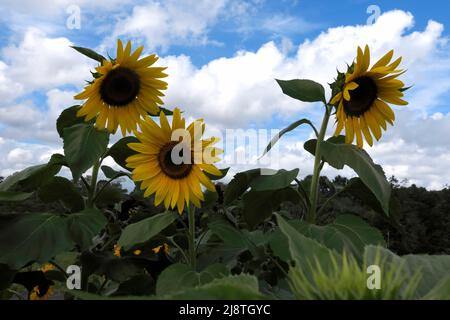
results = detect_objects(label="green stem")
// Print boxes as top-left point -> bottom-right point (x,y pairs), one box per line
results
316,186 -> 346,217
92,174 -> 121,204
187,205 -> 196,270
87,160 -> 101,208
307,105 -> 331,223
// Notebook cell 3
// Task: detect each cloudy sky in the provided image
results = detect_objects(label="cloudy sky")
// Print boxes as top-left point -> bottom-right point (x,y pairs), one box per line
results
0,0 -> 449,189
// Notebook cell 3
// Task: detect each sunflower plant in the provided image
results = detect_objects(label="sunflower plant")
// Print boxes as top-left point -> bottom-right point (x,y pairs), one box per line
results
1,42 -> 450,301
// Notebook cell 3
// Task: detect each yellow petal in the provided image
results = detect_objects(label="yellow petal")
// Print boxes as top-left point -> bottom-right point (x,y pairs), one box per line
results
353,117 -> 363,148
372,50 -> 394,69
374,99 -> 395,121
364,112 -> 381,140
360,116 -> 373,146
345,117 -> 354,144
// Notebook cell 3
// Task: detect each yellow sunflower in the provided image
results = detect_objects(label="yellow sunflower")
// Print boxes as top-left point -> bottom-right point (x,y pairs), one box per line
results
74,39 -> 168,135
30,285 -> 54,300
126,108 -> 222,214
331,45 -> 408,148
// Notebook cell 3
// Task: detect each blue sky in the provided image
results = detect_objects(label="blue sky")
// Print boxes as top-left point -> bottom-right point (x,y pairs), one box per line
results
0,0 -> 449,188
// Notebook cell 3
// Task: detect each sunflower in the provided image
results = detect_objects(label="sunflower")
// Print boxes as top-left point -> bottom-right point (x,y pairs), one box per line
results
126,108 -> 222,214
74,39 -> 168,135
30,285 -> 54,300
331,45 -> 408,148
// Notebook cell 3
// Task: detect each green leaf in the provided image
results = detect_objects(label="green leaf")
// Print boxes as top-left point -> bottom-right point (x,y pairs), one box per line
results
148,107 -> 174,116
275,214 -> 338,274
344,177 -> 400,218
38,176 -> 84,212
223,169 -> 260,205
68,274 -> 265,300
160,274 -> 266,300
56,105 -> 92,138
71,46 -> 106,63
262,119 -> 318,157
276,79 -> 326,103
100,165 -> 130,179
204,167 -> 229,181
118,212 -> 177,250
209,220 -> 249,249
0,213 -> 74,269
106,136 -> 139,171
0,154 -> 65,192
243,187 -> 300,229
364,246 -> 450,299
67,208 -> 107,250
423,275 -> 450,299
80,251 -> 146,283
63,123 -> 109,181
114,274 -> 155,296
249,168 -> 299,191
304,136 -> 391,215
156,263 -> 229,296
0,191 -> 33,202
270,214 -> 385,261
95,184 -> 125,206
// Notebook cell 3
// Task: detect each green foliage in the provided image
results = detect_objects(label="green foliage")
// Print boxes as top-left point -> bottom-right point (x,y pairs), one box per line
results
288,250 -> 421,300
67,208 -> 107,250
159,274 -> 267,300
56,105 -> 90,138
276,79 -> 326,103
118,211 -> 177,250
0,154 -> 65,192
305,136 -> 391,216
38,176 -> 84,212
63,123 -> 109,181
0,213 -> 74,269
262,119 -> 318,156
71,46 -> 106,63
156,263 -> 229,295
271,214 -> 386,261
106,136 -> 139,171
243,188 -> 300,228
0,191 -> 33,202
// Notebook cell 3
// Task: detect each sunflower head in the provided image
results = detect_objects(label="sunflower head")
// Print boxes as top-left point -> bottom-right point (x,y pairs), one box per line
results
74,39 -> 168,136
330,45 -> 408,148
126,108 -> 223,214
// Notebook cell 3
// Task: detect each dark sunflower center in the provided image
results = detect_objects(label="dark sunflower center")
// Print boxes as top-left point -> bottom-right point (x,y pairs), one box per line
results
158,141 -> 193,179
343,76 -> 378,116
100,67 -> 140,106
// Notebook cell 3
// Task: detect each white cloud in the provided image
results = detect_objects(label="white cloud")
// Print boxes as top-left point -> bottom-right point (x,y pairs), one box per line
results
1,28 -> 95,92
108,0 -> 228,51
1,9 -> 450,190
0,0 -> 133,16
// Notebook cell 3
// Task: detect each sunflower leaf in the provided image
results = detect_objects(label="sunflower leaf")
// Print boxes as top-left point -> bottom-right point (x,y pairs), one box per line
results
0,154 -> 65,192
71,46 -> 106,63
38,176 -> 84,212
304,137 -> 391,216
148,107 -> 174,116
56,105 -> 94,138
63,123 -> 109,182
276,79 -> 326,104
261,119 -> 318,157
0,191 -> 33,202
118,211 -> 177,250
106,136 -> 139,171
0,213 -> 74,269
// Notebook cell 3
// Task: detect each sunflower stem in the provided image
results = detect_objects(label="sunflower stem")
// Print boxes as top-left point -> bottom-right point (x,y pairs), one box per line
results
87,159 -> 101,208
187,205 -> 197,270
307,105 -> 331,223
